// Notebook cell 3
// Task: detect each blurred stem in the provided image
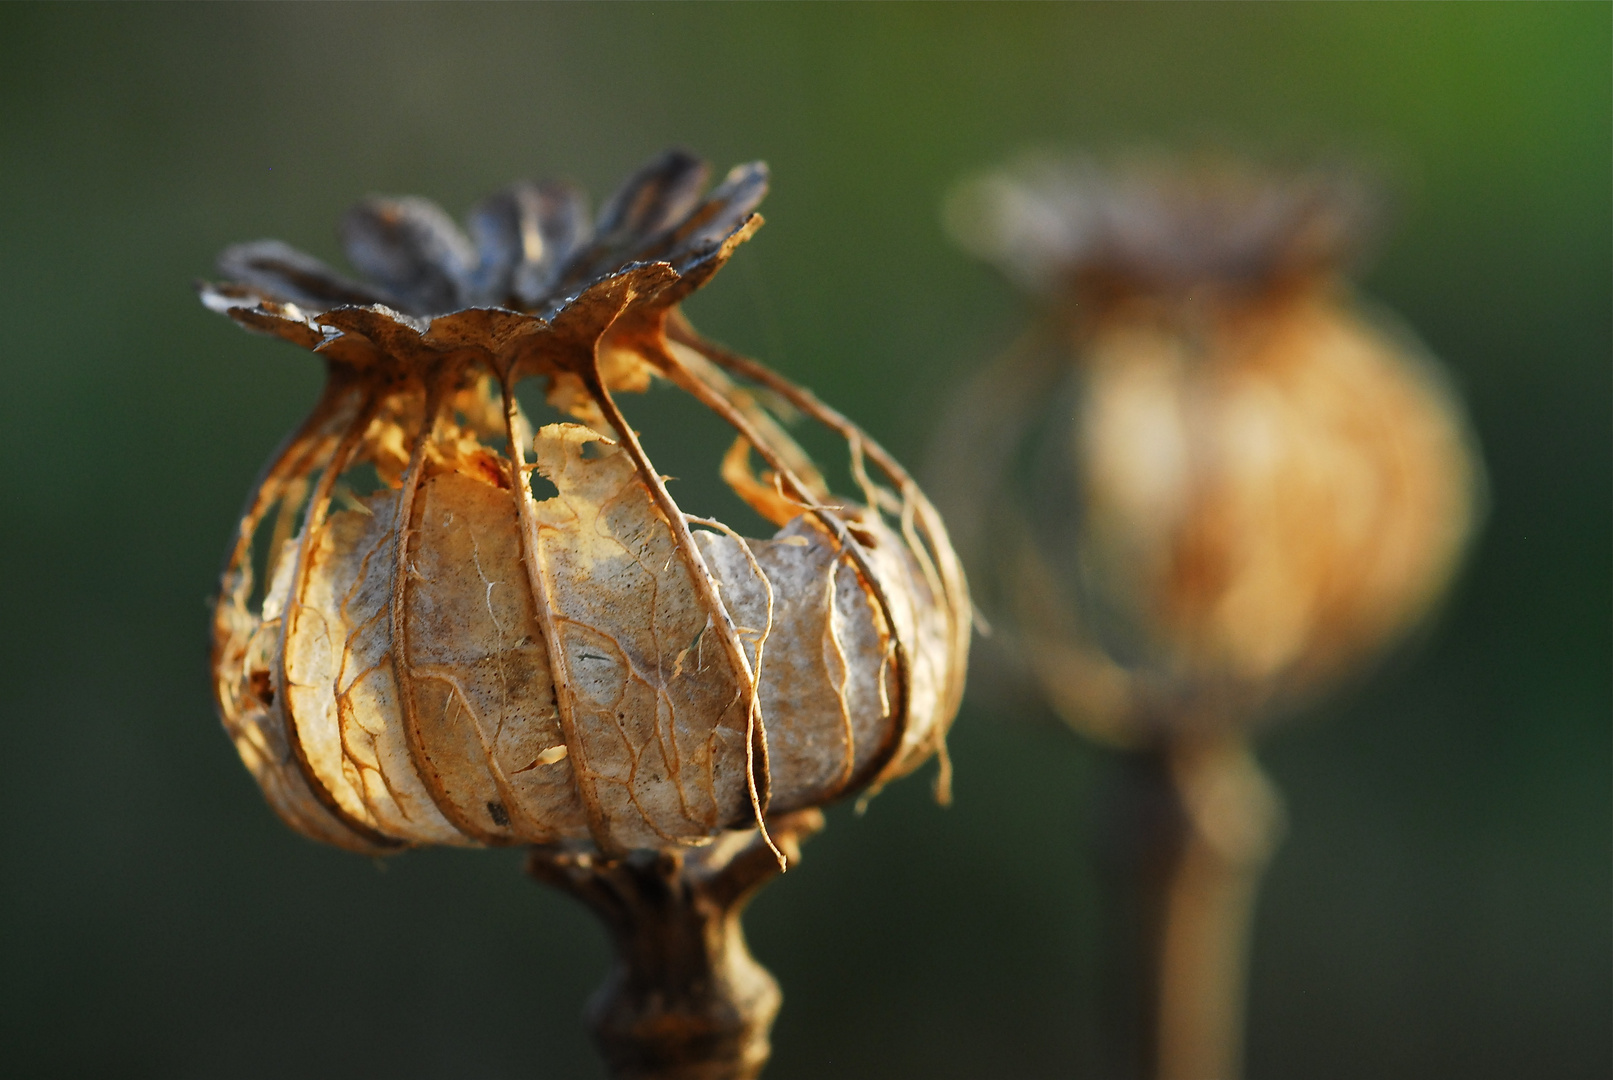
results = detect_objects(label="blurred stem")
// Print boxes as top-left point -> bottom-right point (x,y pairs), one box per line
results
1097,735 -> 1284,1080
1155,734 -> 1286,1080
527,809 -> 824,1080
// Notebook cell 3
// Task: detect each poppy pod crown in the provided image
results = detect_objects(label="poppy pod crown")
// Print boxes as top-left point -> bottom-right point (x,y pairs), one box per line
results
203,150 -> 969,856
945,153 -> 1380,305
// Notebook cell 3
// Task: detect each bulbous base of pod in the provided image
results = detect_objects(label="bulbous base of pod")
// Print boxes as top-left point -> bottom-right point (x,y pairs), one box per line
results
528,809 -> 824,1080
937,285 -> 1480,746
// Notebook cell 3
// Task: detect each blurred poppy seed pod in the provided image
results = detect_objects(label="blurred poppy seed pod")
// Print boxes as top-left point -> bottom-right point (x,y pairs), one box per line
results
202,150 -> 969,860
940,156 -> 1480,745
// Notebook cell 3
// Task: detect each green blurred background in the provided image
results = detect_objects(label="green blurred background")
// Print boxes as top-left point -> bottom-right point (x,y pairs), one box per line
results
1,4 -> 1606,1077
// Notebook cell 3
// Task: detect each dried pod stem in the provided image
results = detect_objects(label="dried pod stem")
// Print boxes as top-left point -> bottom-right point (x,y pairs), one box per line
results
528,810 -> 824,1080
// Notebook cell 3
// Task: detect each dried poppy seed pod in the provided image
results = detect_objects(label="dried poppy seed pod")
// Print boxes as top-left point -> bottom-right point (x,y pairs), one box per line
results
941,154 -> 1482,1080
941,156 -> 1480,744
203,150 -> 969,860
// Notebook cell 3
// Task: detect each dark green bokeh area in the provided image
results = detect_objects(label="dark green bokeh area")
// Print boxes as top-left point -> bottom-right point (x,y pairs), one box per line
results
1,4 -> 1607,1077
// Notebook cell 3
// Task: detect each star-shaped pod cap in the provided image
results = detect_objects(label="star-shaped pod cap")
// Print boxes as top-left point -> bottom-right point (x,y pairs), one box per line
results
200,149 -> 768,374
945,154 -> 1380,298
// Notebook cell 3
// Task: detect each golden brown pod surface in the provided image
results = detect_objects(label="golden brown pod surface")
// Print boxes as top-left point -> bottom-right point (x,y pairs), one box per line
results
204,151 -> 969,854
941,157 -> 1479,743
